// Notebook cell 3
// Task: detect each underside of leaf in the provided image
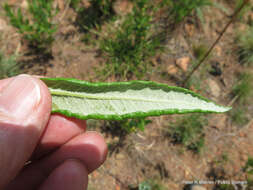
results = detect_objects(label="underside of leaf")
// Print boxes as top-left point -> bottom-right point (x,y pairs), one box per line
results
41,78 -> 231,120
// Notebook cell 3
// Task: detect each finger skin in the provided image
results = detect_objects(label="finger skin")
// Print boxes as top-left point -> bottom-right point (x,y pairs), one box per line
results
0,75 -> 51,189
41,131 -> 108,173
6,132 -> 107,190
33,114 -> 86,159
38,159 -> 88,190
0,77 -> 14,91
0,76 -> 108,190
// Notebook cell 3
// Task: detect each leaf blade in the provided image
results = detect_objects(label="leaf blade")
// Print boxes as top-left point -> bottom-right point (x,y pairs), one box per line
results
41,78 -> 231,120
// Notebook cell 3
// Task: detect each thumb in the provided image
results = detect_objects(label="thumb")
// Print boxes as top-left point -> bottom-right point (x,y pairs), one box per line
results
0,75 -> 51,188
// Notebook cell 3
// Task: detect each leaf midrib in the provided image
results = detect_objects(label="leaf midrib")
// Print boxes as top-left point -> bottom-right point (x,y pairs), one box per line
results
49,88 -> 199,104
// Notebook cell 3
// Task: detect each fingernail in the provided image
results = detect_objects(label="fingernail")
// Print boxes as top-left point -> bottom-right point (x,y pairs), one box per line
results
0,75 -> 41,121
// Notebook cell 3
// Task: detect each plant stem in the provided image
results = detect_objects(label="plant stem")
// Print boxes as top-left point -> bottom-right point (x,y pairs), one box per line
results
59,0 -> 71,22
228,94 -> 239,107
182,0 -> 250,87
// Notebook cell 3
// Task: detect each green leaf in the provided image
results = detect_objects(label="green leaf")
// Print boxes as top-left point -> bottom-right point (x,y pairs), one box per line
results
41,78 -> 231,120
139,181 -> 151,190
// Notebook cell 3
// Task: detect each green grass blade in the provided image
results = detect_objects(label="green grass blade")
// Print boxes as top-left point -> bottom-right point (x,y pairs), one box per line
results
41,78 -> 231,120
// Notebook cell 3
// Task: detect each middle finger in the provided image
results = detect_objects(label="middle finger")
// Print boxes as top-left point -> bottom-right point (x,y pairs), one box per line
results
32,113 -> 86,159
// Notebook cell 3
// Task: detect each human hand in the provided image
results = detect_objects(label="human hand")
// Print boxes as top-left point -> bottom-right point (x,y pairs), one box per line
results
0,75 -> 108,190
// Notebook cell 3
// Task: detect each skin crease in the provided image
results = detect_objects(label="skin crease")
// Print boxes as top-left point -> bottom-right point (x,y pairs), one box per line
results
0,75 -> 108,190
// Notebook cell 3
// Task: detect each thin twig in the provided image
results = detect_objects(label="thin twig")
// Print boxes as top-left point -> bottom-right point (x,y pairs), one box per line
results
173,155 -> 199,180
228,94 -> 239,107
59,0 -> 70,22
215,118 -> 253,142
237,118 -> 253,134
214,133 -> 236,142
182,0 -> 250,87
15,42 -> 21,56
81,25 -> 103,37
